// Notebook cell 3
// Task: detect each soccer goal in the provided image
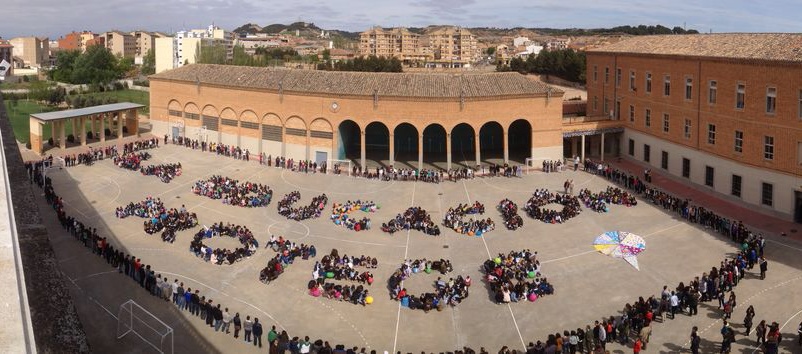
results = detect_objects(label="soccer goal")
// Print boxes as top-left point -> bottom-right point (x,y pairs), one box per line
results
117,300 -> 174,354
523,157 -> 536,175
327,159 -> 353,176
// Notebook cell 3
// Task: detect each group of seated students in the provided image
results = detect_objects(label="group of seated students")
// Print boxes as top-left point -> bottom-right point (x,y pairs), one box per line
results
308,250 -> 377,305
113,151 -> 151,170
381,207 -> 440,235
277,191 -> 328,220
140,163 -> 182,183
577,187 -> 638,212
259,236 -> 318,283
330,200 -> 377,232
189,222 -> 258,265
497,199 -> 524,230
312,281 -> 371,306
442,202 -> 495,236
388,259 -> 470,312
522,189 -> 582,224
483,250 -> 554,304
190,175 -> 272,207
115,198 -> 198,242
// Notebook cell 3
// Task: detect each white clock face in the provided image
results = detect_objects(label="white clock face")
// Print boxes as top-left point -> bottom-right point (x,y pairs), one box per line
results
331,102 -> 339,112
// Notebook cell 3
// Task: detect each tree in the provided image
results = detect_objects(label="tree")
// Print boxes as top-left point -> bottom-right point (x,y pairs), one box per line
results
49,50 -> 80,82
64,45 -> 122,85
196,42 -> 228,65
141,49 -> 156,75
485,47 -> 496,56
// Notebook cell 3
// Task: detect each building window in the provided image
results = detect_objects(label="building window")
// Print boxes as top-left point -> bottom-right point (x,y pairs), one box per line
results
616,67 -> 621,87
629,105 -> 635,122
684,119 -> 691,139
736,83 -> 745,109
799,142 -> 802,165
645,73 -> 652,93
705,166 -> 714,187
593,65 -> 598,82
734,130 -> 743,153
662,113 -> 670,133
629,70 -> 636,91
707,124 -> 716,145
664,75 -> 671,96
628,139 -> 635,156
764,136 -> 774,160
604,99 -> 610,116
708,80 -> 717,104
616,101 -> 621,120
605,67 -> 609,84
766,87 -> 777,114
761,182 -> 773,207
731,174 -> 742,198
661,151 -> 668,170
798,90 -> 802,119
685,77 -> 693,100
593,96 -> 598,111
682,158 -> 690,178
643,144 -> 651,162
645,109 -> 651,127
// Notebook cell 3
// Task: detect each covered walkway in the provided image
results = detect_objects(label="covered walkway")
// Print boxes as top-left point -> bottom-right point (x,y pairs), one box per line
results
29,102 -> 143,155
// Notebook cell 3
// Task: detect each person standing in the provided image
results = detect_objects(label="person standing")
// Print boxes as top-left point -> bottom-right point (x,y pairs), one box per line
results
756,320 -> 767,345
632,336 -> 642,354
232,313 -> 241,339
639,323 -> 651,350
252,318 -> 263,348
798,321 -> 802,346
690,326 -> 701,354
759,257 -> 768,280
221,307 -> 232,334
243,315 -> 253,342
744,305 -> 755,336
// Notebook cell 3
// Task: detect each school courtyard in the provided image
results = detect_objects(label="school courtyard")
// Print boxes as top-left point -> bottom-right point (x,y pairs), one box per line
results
34,140 -> 802,353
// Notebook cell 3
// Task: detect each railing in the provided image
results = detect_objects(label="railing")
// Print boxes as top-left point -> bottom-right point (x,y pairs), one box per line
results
562,115 -> 616,124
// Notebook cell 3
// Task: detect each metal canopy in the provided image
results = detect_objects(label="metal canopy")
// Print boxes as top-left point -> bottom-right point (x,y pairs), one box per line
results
30,102 -> 144,122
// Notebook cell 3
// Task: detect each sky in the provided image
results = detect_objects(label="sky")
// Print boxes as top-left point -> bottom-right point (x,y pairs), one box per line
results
3,0 -> 802,39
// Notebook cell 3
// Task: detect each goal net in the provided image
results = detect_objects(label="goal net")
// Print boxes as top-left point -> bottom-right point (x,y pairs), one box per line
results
524,157 -> 536,175
117,300 -> 174,354
327,159 -> 352,176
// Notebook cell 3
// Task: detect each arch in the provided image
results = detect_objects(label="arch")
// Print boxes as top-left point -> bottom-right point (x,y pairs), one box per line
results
284,116 -> 307,130
393,122 -> 418,168
260,113 -> 283,158
450,123 -> 476,167
422,123 -> 447,167
168,99 -> 182,111
310,117 -> 333,133
220,107 -> 237,120
201,104 -> 219,117
183,102 -> 199,114
261,113 -> 282,126
479,121 -> 504,162
365,121 -> 390,168
240,110 -> 259,123
337,119 -> 360,161
509,119 -> 533,163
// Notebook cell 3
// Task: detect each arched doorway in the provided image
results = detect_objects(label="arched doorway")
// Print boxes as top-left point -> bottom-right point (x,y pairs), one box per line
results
423,124 -> 446,169
337,120 -> 360,162
450,123 -> 475,168
365,121 -> 389,168
479,121 -> 504,164
509,119 -> 532,163
393,123 -> 418,169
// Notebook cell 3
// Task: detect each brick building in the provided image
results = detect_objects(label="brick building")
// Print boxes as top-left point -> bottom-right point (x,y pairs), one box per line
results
586,34 -> 802,222
148,64 -> 564,170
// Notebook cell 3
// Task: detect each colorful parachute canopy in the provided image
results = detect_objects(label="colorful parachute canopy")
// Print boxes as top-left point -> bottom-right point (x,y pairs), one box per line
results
593,231 -> 646,270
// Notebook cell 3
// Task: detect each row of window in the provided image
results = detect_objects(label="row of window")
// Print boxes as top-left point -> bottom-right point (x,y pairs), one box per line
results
627,140 -> 775,206
593,66 -> 800,116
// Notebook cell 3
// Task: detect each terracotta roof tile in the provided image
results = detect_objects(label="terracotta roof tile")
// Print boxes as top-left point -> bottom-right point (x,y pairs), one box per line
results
588,34 -> 802,62
150,64 -> 560,98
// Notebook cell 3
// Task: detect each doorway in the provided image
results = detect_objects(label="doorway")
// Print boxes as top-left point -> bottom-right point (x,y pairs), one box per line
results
795,191 -> 802,223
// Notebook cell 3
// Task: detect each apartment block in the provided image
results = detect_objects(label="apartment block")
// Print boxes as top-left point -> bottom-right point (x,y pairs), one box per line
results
103,31 -> 136,58
9,37 -> 50,68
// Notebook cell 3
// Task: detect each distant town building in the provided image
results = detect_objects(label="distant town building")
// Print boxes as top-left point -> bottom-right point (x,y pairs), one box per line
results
103,31 -> 137,58
132,31 -> 164,64
358,26 -> 477,67
57,31 -> 101,52
359,27 -> 423,63
155,25 -> 233,74
235,35 -> 289,55
0,39 -> 13,79
425,27 -> 478,68
513,36 -> 531,47
9,37 -> 50,68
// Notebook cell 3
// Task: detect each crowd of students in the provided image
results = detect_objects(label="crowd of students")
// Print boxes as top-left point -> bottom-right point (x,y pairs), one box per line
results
576,187 -> 638,213
497,199 -> 524,230
308,249 -> 376,305
140,162 -> 182,183
442,202 -> 495,236
388,259 -> 469,312
380,206 -> 440,235
115,198 -> 198,242
522,189 -> 582,224
542,159 -> 563,173
190,223 -> 258,265
260,236 -> 318,284
277,191 -> 328,220
191,175 -> 273,207
112,151 -> 151,170
483,250 -> 554,304
330,200 -> 376,232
